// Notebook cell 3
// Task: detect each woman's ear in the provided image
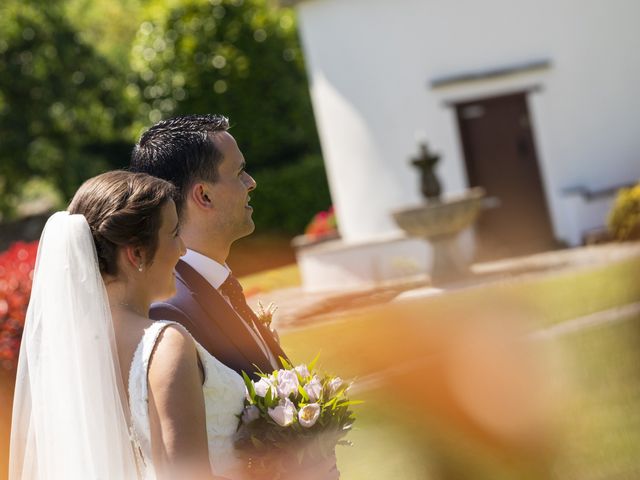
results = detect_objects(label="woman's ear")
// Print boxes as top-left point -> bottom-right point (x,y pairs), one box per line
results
190,183 -> 213,210
124,245 -> 146,272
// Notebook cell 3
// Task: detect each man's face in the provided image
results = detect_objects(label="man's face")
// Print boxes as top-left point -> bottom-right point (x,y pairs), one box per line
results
207,131 -> 257,243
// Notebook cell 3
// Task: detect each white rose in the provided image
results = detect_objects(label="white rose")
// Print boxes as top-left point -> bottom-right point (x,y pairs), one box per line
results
241,405 -> 260,424
276,369 -> 300,399
294,364 -> 310,379
304,376 -> 322,402
268,398 -> 296,427
254,377 -> 273,397
298,403 -> 321,428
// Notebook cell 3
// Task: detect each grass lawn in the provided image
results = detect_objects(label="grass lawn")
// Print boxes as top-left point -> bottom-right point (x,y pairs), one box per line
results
550,313 -> 640,479
321,313 -> 640,480
279,257 -> 640,375
276,257 -> 640,479
240,264 -> 301,298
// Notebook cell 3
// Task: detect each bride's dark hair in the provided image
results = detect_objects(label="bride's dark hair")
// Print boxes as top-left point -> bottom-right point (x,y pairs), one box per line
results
68,170 -> 176,276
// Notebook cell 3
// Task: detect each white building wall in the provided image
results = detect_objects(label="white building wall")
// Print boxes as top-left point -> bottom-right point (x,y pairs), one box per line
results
295,0 -> 640,245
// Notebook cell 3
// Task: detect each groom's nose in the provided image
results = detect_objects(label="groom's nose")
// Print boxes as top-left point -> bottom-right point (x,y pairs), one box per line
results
244,172 -> 256,191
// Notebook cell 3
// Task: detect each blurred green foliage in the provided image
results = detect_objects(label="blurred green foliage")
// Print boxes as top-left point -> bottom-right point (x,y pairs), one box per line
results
608,181 -> 640,241
129,0 -> 320,171
0,0 -> 327,234
250,154 -> 331,233
62,0 -> 147,69
0,0 -> 136,216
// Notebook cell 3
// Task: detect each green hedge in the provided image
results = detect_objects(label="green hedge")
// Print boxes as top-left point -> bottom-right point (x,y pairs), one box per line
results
130,0 -> 320,172
250,155 -> 331,234
0,0 -> 322,226
0,1 -> 136,217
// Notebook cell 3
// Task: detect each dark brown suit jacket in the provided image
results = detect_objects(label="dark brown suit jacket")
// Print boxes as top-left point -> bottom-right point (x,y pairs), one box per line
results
149,260 -> 288,379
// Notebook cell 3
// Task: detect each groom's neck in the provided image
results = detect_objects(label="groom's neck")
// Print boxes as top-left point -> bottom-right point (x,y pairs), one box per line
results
182,230 -> 230,265
200,245 -> 229,265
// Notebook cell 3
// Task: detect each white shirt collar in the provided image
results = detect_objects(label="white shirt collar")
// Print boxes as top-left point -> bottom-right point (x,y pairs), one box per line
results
181,249 -> 230,290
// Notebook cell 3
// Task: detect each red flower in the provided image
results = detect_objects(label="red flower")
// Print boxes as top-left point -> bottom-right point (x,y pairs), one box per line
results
0,241 -> 38,370
304,207 -> 338,240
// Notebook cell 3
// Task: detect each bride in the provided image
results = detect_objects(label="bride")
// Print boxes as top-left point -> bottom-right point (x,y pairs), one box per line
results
9,171 -> 247,479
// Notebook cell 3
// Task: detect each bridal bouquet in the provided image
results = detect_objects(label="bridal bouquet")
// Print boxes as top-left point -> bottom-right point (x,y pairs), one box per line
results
236,356 -> 360,479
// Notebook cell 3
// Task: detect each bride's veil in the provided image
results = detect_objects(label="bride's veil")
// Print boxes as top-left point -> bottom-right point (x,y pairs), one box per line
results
9,212 -> 140,479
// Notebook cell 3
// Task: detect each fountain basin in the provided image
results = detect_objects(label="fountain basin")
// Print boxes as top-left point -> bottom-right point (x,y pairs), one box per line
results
391,187 -> 486,283
392,187 -> 486,239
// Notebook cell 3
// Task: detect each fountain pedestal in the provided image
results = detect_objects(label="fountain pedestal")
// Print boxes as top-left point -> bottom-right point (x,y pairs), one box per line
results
429,233 -> 472,282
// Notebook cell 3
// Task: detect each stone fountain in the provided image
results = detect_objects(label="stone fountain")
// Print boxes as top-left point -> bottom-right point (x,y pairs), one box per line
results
392,143 -> 485,283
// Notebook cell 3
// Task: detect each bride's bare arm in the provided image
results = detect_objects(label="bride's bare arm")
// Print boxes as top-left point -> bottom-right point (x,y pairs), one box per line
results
147,325 -> 224,480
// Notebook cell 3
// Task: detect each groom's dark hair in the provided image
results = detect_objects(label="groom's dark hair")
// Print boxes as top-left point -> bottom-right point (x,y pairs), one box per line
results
130,114 -> 230,213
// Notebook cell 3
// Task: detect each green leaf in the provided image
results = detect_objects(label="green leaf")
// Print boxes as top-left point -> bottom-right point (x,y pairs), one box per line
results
241,371 -> 256,400
265,386 -> 278,408
297,384 -> 309,402
279,356 -> 292,370
308,352 -> 321,372
323,397 -> 338,412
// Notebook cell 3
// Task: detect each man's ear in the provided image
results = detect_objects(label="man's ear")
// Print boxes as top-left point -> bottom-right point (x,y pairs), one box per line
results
190,183 -> 213,210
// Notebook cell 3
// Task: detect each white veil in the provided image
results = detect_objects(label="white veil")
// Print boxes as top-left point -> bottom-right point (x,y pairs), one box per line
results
9,212 -> 140,479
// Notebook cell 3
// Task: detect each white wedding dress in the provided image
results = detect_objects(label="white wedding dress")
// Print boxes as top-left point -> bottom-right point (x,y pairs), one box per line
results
9,212 -> 250,480
128,320 -> 248,480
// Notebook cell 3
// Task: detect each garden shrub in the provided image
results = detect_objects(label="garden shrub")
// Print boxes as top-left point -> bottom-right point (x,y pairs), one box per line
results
130,0 -> 320,173
250,154 -> 332,234
0,1 -> 136,217
608,182 -> 640,241
0,241 -> 38,370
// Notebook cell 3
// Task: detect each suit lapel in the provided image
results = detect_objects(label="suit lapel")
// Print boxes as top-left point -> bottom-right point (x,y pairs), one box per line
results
174,260 -> 273,373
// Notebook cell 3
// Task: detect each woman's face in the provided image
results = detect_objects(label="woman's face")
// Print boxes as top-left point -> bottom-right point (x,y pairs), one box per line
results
146,199 -> 186,301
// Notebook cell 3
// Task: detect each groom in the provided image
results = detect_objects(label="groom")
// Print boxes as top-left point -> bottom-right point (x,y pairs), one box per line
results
130,114 -> 287,378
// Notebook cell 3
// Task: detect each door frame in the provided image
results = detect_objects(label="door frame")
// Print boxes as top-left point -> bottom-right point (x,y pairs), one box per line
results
432,67 -> 559,240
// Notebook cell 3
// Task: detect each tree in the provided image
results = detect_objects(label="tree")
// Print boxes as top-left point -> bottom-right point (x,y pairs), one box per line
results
130,0 -> 320,171
0,0 -> 330,233
0,1 -> 136,216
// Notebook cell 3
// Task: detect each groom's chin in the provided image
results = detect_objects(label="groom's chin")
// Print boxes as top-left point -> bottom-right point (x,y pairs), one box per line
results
156,280 -> 177,303
239,220 -> 256,238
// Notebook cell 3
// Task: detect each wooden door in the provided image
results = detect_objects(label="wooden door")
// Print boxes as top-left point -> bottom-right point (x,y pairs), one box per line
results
456,92 -> 555,259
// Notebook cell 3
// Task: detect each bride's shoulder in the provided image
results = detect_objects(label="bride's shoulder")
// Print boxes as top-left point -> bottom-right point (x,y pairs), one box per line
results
143,320 -> 197,374
144,321 -> 207,404
147,321 -> 198,370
